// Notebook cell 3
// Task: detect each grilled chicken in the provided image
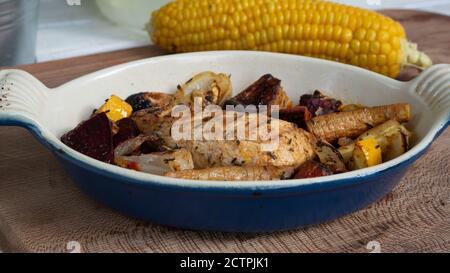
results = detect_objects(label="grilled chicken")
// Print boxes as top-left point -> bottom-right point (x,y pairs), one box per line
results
133,110 -> 317,170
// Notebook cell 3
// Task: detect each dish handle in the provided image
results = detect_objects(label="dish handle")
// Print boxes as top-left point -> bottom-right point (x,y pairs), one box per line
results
409,64 -> 450,130
0,69 -> 49,128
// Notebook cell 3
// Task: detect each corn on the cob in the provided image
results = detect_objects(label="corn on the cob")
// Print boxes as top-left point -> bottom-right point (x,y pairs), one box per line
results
150,0 -> 432,78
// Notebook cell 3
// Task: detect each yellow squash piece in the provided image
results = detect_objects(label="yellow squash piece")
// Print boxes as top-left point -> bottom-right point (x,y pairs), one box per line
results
150,0 -> 432,78
352,137 -> 382,170
97,95 -> 133,122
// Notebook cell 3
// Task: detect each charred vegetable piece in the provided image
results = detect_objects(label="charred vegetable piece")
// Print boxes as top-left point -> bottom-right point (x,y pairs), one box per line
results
293,161 -> 334,179
126,93 -> 152,112
224,74 -> 293,109
165,166 -> 295,181
315,141 -> 347,173
307,104 -> 411,142
96,95 -> 133,122
278,106 -> 312,129
61,112 -> 113,163
140,137 -> 166,154
300,91 -> 342,117
113,118 -> 140,148
176,72 -> 232,107
126,92 -> 175,113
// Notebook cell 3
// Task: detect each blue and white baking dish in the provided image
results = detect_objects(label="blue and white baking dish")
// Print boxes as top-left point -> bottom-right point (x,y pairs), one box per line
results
1,51 -> 449,232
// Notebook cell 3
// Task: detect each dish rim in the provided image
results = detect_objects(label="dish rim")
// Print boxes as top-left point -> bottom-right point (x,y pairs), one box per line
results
2,51 -> 449,192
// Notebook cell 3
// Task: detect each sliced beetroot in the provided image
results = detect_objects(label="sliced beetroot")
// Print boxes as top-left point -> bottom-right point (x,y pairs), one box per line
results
61,112 -> 114,163
278,106 -> 312,129
113,118 -> 140,148
300,91 -> 342,117
293,160 -> 334,179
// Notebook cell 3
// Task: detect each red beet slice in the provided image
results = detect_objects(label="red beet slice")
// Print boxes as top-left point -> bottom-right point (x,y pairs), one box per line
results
61,112 -> 114,163
113,118 -> 140,148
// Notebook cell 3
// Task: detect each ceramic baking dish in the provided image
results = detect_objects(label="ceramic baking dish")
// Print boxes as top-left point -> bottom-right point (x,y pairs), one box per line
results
1,51 -> 449,232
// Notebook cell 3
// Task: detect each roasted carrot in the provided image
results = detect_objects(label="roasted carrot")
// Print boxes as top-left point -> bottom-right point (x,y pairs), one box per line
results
306,104 -> 411,142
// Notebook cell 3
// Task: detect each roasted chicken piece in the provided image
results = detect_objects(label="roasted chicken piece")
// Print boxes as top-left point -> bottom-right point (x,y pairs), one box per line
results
133,110 -> 317,170
307,103 -> 411,142
166,166 -> 296,181
224,74 -> 293,109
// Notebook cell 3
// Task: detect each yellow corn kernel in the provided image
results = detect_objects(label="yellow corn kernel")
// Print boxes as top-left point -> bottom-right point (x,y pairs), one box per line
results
96,95 -> 133,123
151,0 -> 432,78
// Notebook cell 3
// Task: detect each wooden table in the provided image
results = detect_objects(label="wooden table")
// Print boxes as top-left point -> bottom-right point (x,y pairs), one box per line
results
0,10 -> 449,253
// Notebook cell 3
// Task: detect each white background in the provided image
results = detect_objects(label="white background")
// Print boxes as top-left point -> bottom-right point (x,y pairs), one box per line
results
36,0 -> 450,62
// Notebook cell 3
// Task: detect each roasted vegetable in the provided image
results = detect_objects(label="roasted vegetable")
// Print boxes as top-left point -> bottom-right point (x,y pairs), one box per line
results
113,118 -> 140,148
150,0 -> 432,78
61,112 -> 114,163
96,95 -> 133,122
350,138 -> 382,170
339,120 -> 411,165
300,91 -> 342,117
165,166 -> 295,181
293,161 -> 334,179
224,74 -> 293,109
339,104 -> 366,112
176,72 -> 232,107
384,131 -> 408,161
127,92 -> 175,115
315,141 -> 347,173
307,103 -> 411,142
116,149 -> 194,175
278,106 -> 312,129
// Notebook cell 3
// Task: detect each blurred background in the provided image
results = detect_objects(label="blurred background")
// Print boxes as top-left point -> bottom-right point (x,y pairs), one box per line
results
1,0 -> 450,67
